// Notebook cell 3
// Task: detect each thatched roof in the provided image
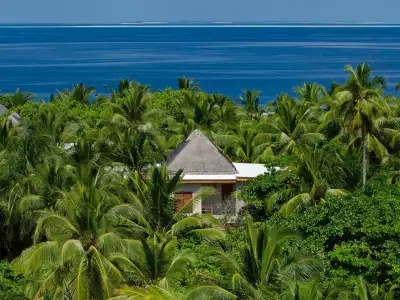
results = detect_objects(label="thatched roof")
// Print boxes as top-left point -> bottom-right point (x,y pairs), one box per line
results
167,130 -> 238,175
8,112 -> 21,126
0,104 -> 7,116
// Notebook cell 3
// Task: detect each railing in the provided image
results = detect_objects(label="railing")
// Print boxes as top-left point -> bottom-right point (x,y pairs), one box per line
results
202,205 -> 214,215
202,195 -> 238,216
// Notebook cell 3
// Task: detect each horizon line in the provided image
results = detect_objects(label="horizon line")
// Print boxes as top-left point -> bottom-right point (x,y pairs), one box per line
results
2,23 -> 400,29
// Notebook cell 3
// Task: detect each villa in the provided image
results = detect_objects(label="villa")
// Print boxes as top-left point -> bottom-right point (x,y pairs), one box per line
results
0,104 -> 22,126
166,130 -> 268,218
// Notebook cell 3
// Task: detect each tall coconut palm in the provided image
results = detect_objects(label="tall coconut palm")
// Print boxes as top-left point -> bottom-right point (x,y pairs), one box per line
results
58,83 -> 96,105
0,125 -> 50,181
12,163 -> 142,299
213,121 -> 274,163
328,63 -> 387,185
7,154 -> 75,230
212,92 -> 239,130
294,82 -> 327,103
373,97 -> 400,154
177,76 -> 199,91
266,144 -> 347,216
212,216 -> 321,299
261,93 -> 324,155
166,117 -> 196,142
0,120 -> 32,205
117,78 -> 132,94
109,82 -> 151,129
181,90 -> 200,108
111,235 -> 195,288
153,132 -> 186,158
192,97 -> 218,130
238,90 -> 264,120
179,91 -> 219,131
98,127 -> 159,172
105,78 -> 133,102
36,110 -> 66,145
72,82 -> 96,104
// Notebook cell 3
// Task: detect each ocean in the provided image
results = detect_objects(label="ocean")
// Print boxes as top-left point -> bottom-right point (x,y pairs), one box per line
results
1,24 -> 400,101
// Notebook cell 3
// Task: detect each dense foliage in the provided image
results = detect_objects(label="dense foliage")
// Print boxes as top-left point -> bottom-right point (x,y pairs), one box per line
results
1,63 -> 400,299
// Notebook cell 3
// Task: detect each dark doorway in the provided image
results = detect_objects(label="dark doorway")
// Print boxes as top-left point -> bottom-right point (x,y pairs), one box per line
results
222,184 -> 234,200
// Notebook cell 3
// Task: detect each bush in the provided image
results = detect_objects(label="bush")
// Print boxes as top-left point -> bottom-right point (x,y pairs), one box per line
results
178,237 -> 228,287
239,170 -> 299,221
0,261 -> 26,299
267,182 -> 400,288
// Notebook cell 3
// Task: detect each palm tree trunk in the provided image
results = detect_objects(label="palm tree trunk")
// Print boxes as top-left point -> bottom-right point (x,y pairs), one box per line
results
362,129 -> 367,186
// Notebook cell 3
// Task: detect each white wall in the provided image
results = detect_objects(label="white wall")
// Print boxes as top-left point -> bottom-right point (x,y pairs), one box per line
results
177,182 -> 249,216
235,182 -> 246,214
177,183 -> 223,214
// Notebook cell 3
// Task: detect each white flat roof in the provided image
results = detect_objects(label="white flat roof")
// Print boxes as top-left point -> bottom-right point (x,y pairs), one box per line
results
181,163 -> 270,181
182,174 -> 237,181
233,162 -> 269,178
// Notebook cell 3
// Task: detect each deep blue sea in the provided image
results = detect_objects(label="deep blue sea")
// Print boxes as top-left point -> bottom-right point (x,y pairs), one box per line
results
1,24 -> 400,101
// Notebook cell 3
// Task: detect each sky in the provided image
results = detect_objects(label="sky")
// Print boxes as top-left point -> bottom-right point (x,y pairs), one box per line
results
1,0 -> 399,24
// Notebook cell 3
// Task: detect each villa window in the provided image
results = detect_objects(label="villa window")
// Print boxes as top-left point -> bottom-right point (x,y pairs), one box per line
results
175,193 -> 193,213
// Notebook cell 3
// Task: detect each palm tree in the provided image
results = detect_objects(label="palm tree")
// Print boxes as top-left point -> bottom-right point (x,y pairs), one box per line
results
266,144 -> 347,216
111,284 -> 236,300
213,121 -> 274,163
355,278 -> 397,300
72,82 -> 96,104
178,76 -> 199,91
0,121 -> 48,220
0,124 -> 50,183
36,110 -> 66,145
192,97 -> 218,130
12,163 -> 141,299
294,82 -> 327,103
58,83 -> 96,105
117,78 -> 132,93
105,78 -> 133,102
154,132 -> 186,158
280,279 -> 323,300
108,82 -> 151,128
179,91 -> 220,131
98,128 -> 159,172
212,216 -> 321,299
238,90 -> 264,120
181,90 -> 200,108
0,89 -> 34,108
0,118 -> 19,200
280,278 -> 350,300
112,235 -> 195,287
261,93 -> 324,155
329,63 -> 387,185
7,154 -> 75,230
212,92 -> 239,130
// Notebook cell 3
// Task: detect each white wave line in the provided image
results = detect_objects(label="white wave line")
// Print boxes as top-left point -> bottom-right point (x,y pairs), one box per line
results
2,24 -> 400,29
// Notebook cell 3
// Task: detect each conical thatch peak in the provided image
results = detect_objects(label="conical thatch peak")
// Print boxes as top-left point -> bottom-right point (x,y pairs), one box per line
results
167,130 -> 238,175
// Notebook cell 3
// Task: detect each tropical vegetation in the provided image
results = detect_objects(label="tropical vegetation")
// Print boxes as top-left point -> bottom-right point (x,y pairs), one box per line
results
1,62 -> 400,299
